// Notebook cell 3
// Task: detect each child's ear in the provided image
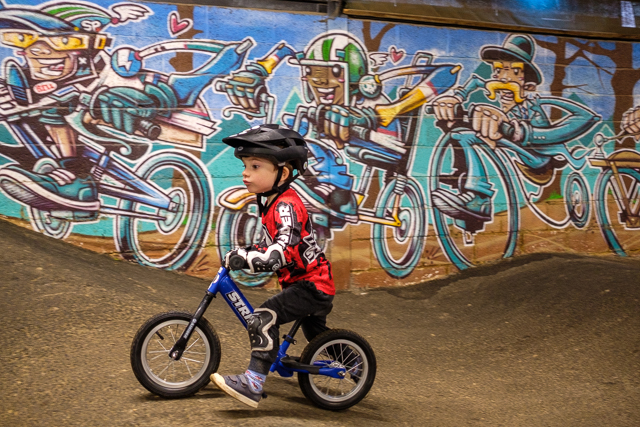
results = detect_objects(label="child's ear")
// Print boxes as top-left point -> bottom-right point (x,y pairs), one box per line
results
280,166 -> 290,183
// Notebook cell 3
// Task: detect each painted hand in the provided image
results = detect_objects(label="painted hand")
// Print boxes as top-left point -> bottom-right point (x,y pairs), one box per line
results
220,70 -> 268,113
622,106 -> 640,140
93,87 -> 157,135
431,95 -> 462,122
319,105 -> 377,148
470,104 -> 509,148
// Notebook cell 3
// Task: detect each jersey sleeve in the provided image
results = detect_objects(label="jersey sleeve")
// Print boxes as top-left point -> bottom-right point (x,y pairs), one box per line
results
273,200 -> 303,261
244,199 -> 302,273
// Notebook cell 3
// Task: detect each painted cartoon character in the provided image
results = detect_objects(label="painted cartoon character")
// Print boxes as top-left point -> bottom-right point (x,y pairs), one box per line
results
220,31 -> 458,225
217,31 -> 460,282
0,1 -> 248,217
429,34 -> 600,224
0,1 -> 253,271
0,1 -> 152,214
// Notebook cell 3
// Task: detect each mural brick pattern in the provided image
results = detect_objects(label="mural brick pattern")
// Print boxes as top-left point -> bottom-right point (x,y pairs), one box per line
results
0,0 -> 638,289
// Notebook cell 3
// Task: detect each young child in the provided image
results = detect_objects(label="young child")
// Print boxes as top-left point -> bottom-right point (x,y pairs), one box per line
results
211,124 -> 335,408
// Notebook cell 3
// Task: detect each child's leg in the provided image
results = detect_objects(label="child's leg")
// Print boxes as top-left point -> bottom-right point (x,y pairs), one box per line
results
213,280 -> 333,407
300,310 -> 332,343
248,280 -> 333,374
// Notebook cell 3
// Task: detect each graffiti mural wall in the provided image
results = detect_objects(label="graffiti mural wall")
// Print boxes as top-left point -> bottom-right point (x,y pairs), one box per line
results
0,0 -> 639,288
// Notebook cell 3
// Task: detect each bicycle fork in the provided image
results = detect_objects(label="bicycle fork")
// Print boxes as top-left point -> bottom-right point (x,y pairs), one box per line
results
169,267 -> 254,360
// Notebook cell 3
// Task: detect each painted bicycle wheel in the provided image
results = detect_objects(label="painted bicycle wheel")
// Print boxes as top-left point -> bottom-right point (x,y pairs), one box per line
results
429,132 -> 519,270
563,171 -> 591,229
372,177 -> 427,278
116,150 -> 213,270
594,167 -> 640,256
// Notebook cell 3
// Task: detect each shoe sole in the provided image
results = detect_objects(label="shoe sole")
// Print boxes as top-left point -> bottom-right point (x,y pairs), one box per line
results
211,373 -> 259,408
432,190 -> 491,222
291,182 -> 358,224
0,170 -> 100,212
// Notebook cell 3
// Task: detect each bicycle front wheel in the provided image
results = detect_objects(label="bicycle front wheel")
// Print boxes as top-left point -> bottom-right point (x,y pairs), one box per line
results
130,311 -> 221,398
429,134 -> 519,269
372,177 -> 427,278
298,329 -> 376,411
116,150 -> 213,270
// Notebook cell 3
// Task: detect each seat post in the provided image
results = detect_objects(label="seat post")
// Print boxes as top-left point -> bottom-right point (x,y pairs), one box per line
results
283,317 -> 305,343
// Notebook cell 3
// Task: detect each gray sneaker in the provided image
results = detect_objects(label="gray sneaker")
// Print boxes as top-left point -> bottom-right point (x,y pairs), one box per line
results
211,373 -> 263,408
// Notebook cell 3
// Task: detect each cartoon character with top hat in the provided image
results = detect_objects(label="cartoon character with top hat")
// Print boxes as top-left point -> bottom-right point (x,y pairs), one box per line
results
429,34 -> 600,225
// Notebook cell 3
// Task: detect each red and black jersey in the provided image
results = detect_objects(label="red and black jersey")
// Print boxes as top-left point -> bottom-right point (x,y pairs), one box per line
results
249,188 -> 335,295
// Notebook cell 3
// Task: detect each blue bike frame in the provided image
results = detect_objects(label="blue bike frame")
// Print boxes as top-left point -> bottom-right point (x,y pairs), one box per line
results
169,267 -> 346,379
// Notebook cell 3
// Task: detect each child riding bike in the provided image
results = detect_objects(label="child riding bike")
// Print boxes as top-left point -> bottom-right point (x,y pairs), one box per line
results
211,124 -> 336,408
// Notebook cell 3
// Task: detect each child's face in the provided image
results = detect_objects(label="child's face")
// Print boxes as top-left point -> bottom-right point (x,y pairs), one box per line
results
241,156 -> 278,195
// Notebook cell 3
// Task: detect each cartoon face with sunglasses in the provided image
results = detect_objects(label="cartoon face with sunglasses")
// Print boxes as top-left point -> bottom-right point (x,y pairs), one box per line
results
1,30 -> 108,82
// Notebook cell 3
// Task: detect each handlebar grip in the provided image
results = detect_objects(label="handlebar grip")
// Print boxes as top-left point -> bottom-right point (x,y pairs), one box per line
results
228,254 -> 248,270
499,121 -> 515,140
138,119 -> 162,140
214,80 -> 228,92
423,103 -> 465,119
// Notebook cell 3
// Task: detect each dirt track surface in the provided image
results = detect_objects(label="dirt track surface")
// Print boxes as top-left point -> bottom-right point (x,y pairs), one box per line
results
1,218 -> 639,426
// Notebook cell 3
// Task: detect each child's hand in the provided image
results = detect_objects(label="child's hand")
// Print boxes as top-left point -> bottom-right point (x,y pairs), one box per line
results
224,248 -> 249,270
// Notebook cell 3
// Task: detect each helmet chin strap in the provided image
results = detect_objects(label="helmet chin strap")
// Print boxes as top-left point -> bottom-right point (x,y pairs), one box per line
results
256,166 -> 288,215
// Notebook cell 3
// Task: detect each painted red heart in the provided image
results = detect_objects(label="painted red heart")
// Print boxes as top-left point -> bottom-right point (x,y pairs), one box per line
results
169,11 -> 192,37
390,46 -> 405,64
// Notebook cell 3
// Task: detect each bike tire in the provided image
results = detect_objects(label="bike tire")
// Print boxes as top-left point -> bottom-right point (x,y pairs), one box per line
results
563,171 -> 590,229
429,133 -> 519,269
372,177 -> 427,278
130,311 -> 221,398
116,150 -> 213,270
594,167 -> 640,256
297,329 -> 376,411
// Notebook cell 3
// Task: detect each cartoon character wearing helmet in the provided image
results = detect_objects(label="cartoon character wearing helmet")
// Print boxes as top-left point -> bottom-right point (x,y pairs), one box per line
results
0,0 -> 151,214
0,1 -> 249,219
219,31 -> 459,223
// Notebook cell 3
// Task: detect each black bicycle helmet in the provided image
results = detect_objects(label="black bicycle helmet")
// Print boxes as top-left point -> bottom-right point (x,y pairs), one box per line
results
222,124 -> 309,200
223,124 -> 308,173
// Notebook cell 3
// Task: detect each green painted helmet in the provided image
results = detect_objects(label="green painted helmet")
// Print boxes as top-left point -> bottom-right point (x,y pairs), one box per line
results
299,32 -> 369,101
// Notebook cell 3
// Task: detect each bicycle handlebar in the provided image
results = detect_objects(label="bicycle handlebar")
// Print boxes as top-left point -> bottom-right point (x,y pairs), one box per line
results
228,254 -> 248,270
78,91 -> 162,140
424,103 -> 515,140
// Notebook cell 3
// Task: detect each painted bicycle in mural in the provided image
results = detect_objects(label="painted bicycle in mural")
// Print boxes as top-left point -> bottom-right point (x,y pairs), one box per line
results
589,127 -> 640,257
0,1 -> 254,270
427,34 -> 600,270
214,31 -> 461,285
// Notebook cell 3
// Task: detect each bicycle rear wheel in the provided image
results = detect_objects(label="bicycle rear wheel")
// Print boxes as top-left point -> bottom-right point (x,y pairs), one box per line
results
130,311 -> 221,398
297,329 -> 376,410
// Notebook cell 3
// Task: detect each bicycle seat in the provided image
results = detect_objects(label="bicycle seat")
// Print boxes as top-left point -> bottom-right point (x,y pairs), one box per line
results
344,138 -> 403,170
